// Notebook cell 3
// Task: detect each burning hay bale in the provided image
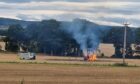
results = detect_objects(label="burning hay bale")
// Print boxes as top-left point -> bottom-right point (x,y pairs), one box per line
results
84,54 -> 97,61
84,48 -> 97,61
88,54 -> 97,61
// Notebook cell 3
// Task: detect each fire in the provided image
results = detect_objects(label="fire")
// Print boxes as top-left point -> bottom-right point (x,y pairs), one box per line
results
84,54 -> 97,61
88,54 -> 97,61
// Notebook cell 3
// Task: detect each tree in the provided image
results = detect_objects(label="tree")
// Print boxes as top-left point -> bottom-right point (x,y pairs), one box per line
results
5,24 -> 26,52
135,28 -> 140,43
106,27 -> 134,58
26,19 -> 81,56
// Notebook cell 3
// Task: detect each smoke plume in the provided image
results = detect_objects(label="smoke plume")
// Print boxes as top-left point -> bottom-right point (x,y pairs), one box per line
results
61,19 -> 109,56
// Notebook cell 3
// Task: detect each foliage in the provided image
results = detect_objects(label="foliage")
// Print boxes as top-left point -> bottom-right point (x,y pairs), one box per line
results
0,19 -> 139,57
5,24 -> 27,52
26,19 -> 80,56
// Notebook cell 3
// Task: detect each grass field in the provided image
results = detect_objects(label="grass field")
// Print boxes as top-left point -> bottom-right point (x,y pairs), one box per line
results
0,63 -> 140,84
0,53 -> 139,84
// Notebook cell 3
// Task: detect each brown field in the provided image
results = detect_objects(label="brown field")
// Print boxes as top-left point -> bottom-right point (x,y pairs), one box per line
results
0,63 -> 140,84
0,53 -> 140,66
0,53 -> 140,84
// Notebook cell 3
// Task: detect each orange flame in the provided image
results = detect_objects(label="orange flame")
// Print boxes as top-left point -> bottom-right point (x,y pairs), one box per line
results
87,54 -> 97,61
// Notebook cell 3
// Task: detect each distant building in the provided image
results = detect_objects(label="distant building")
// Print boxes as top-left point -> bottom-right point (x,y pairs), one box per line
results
98,43 -> 115,57
0,36 -> 6,51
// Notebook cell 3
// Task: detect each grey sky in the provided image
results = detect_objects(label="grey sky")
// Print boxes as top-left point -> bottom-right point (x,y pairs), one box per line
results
0,0 -> 139,26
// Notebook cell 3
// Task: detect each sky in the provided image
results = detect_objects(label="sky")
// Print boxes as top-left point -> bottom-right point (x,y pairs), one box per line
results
0,0 -> 139,26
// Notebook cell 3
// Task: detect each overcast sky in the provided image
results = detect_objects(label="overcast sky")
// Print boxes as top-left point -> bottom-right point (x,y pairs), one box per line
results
0,0 -> 139,26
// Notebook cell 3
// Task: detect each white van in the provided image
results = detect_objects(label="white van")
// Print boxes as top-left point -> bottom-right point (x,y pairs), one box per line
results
19,52 -> 36,60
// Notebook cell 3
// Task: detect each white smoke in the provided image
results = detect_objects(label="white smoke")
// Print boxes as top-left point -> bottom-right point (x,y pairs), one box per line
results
61,19 -> 109,56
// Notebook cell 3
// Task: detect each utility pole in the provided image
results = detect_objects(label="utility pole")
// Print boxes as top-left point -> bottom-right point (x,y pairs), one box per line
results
123,22 -> 130,64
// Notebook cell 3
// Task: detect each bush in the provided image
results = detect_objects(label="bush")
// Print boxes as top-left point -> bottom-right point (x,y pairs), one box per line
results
20,78 -> 24,84
101,53 -> 105,58
113,63 -> 128,67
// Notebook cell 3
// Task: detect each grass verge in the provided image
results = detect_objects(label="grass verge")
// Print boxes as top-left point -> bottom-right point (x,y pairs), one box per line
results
0,61 -> 138,67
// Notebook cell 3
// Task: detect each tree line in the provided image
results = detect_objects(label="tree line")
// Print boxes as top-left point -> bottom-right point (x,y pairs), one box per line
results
3,19 -> 81,56
1,19 -> 140,57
